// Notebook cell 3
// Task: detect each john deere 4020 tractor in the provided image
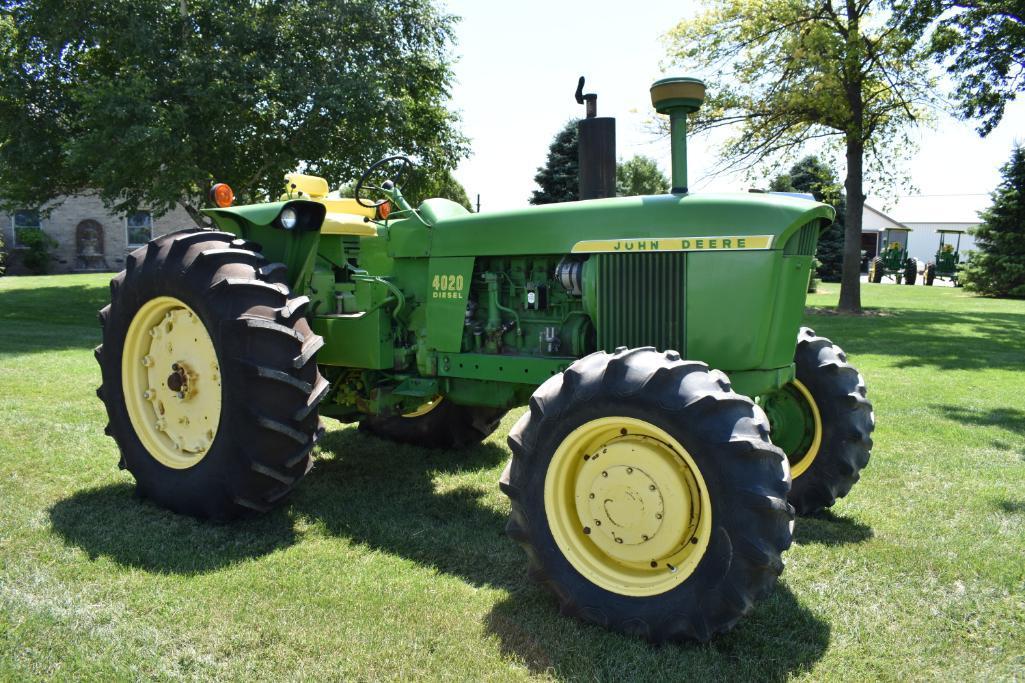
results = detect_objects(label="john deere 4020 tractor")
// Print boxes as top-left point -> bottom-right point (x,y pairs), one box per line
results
96,77 -> 873,643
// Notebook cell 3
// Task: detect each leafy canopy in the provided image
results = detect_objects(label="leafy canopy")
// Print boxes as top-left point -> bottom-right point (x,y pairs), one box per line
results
894,1 -> 1025,136
961,145 -> 1025,297
616,156 -> 669,196
0,0 -> 467,224
666,0 -> 934,177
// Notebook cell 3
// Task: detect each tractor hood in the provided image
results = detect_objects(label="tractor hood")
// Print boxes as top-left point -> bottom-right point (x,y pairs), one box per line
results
425,192 -> 834,257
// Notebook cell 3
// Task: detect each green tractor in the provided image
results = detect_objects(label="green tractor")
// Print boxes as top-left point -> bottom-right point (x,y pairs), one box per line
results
925,229 -> 965,286
868,226 -> 917,284
95,77 -> 873,643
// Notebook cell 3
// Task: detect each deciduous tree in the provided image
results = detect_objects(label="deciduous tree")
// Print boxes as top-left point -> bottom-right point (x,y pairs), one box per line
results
666,0 -> 934,312
616,155 -> 670,196
0,0 -> 466,226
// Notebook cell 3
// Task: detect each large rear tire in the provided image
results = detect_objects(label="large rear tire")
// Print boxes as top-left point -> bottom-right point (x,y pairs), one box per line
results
501,347 -> 793,642
763,328 -> 874,516
95,229 -> 327,519
359,399 -> 506,449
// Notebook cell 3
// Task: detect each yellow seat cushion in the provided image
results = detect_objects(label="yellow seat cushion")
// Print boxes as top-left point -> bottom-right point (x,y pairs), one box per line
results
321,212 -> 377,237
284,173 -> 330,198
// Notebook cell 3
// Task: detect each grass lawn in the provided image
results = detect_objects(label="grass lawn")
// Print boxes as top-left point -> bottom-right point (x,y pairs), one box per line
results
1,273 -> 1023,681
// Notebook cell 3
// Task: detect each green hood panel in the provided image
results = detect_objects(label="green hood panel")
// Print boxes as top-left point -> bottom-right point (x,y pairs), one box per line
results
426,192 -> 835,257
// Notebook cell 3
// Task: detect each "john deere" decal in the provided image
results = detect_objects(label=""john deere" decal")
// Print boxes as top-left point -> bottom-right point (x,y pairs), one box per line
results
571,235 -> 774,253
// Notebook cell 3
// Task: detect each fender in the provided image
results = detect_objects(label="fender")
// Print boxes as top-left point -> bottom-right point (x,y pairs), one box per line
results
204,200 -> 326,292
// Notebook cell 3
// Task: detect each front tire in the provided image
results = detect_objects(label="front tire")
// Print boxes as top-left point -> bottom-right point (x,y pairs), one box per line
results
869,258 -> 883,283
359,398 -> 506,449
95,229 -> 328,519
925,264 -> 935,286
904,259 -> 917,285
763,328 -> 874,515
501,347 -> 793,642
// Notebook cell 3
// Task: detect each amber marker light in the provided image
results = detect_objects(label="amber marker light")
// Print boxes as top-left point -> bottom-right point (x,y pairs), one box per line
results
376,201 -> 392,220
210,183 -> 234,208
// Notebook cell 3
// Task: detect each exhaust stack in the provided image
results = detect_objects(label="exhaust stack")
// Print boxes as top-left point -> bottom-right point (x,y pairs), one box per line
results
575,76 -> 616,200
650,77 -> 706,194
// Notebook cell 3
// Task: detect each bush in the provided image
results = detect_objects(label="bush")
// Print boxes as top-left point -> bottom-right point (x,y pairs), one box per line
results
17,230 -> 58,274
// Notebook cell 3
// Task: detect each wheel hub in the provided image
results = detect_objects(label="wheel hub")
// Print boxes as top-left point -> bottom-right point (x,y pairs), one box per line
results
123,298 -> 222,469
546,418 -> 712,596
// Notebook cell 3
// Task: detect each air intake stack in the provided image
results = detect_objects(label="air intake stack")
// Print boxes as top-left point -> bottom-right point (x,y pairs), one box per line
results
650,76 -> 706,194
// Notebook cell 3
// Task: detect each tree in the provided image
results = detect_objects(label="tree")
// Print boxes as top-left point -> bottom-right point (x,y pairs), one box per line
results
666,1 -> 934,313
402,167 -> 473,210
961,145 -> 1025,297
530,120 -> 579,205
0,0 -> 466,226
617,155 -> 670,196
769,156 -> 847,281
894,1 -> 1025,136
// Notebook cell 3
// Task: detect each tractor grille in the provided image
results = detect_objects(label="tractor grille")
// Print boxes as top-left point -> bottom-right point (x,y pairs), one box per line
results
595,252 -> 686,354
783,221 -> 820,256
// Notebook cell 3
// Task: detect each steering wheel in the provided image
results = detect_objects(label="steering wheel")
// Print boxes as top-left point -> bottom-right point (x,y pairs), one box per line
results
354,155 -> 414,208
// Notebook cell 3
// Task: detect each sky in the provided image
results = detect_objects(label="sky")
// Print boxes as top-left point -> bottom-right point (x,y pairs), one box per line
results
440,0 -> 1024,214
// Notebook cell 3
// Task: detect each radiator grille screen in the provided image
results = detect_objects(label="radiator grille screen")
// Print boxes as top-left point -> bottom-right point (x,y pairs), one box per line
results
595,252 -> 687,354
783,221 -> 820,256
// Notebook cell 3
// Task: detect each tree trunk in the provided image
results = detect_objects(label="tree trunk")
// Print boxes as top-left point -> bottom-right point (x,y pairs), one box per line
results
838,136 -> 864,313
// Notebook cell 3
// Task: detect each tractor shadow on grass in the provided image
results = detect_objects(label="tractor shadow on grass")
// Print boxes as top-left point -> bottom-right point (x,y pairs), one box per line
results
793,509 -> 874,546
307,425 -> 830,680
293,424 -> 524,590
49,482 -> 298,574
484,581 -> 829,681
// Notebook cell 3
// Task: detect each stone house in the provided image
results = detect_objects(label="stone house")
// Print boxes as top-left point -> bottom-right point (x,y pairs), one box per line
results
2,193 -> 195,274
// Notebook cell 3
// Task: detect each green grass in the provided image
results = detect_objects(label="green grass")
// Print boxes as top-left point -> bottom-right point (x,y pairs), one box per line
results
1,273 -> 1023,681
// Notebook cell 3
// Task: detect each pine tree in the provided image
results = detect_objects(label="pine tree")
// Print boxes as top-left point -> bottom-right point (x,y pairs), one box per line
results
530,120 -> 580,205
962,145 -> 1025,297
769,156 -> 847,282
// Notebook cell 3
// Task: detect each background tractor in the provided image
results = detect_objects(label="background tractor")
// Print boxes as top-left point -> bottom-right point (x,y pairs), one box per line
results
95,76 -> 873,643
868,227 -> 917,284
925,229 -> 966,286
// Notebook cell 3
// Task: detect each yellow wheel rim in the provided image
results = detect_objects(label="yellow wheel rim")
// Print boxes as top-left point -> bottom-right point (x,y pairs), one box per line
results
785,380 -> 822,479
122,296 -> 222,469
544,417 -> 712,597
403,395 -> 444,418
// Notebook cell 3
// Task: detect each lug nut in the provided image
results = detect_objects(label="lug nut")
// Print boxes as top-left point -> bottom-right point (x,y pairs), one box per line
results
602,471 -> 608,478
656,513 -> 662,520
649,484 -> 656,491
142,355 -> 153,367
589,493 -> 595,499
177,391 -> 185,399
626,467 -> 633,474
583,527 -> 591,535
594,520 -> 601,526
615,537 -> 623,544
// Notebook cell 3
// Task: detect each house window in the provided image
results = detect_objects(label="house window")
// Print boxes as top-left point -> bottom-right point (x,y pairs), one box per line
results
12,209 -> 41,246
126,211 -> 153,246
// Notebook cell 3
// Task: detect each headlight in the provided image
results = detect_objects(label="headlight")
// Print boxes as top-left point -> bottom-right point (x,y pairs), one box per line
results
280,208 -> 298,230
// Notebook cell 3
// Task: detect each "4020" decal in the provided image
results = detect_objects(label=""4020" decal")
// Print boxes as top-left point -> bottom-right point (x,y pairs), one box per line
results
431,274 -> 465,299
